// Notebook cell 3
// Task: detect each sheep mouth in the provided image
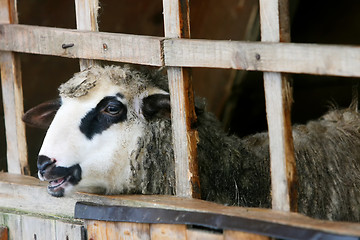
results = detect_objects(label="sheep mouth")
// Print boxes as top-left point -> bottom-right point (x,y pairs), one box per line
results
39,164 -> 82,197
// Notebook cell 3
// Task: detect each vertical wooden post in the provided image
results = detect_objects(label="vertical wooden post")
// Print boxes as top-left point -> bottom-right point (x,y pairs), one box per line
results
74,0 -> 99,70
162,0 -> 200,198
259,0 -> 297,212
0,0 -> 29,175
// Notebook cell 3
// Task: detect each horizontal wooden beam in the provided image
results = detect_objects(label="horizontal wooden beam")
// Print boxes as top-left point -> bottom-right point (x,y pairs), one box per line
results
164,39 -> 360,77
0,24 -> 163,66
1,24 -> 360,77
1,173 -> 360,238
76,202 -> 359,240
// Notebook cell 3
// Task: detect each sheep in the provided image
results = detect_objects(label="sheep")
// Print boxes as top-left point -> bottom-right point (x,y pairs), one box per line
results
23,65 -> 360,222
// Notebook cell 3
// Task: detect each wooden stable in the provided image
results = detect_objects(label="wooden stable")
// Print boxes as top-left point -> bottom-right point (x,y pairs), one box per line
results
1,0 -> 360,239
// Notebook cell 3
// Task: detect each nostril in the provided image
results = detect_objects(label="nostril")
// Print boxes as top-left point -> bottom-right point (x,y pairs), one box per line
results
37,155 -> 56,173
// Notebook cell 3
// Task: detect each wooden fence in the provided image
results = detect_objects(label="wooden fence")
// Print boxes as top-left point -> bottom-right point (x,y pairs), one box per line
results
1,0 -> 360,239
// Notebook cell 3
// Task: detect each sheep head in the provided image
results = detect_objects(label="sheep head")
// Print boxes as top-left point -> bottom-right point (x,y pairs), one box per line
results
23,65 -> 173,197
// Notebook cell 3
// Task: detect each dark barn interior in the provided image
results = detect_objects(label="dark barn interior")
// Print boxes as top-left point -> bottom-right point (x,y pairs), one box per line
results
1,0 -> 360,174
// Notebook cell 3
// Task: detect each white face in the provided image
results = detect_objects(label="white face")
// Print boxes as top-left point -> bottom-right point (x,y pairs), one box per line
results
36,75 -> 168,197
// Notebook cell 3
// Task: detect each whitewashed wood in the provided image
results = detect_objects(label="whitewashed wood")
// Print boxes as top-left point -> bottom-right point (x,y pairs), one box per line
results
75,0 -> 99,70
21,215 -> 56,240
162,0 -> 200,198
55,220 -> 84,240
0,211 -> 83,240
0,212 -> 22,240
0,0 -> 29,175
0,24 -> 163,66
259,0 -> 296,212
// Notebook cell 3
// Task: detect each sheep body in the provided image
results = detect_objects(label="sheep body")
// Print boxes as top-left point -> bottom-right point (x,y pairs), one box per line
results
197,107 -> 360,221
24,65 -> 360,222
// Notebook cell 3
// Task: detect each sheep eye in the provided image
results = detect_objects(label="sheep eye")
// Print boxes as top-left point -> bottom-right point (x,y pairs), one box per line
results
103,103 -> 123,116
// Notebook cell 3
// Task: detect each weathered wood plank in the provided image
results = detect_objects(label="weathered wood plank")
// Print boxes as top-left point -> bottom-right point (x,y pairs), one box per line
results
0,211 -> 83,240
54,220 -> 84,240
75,202 -> 360,240
162,0 -> 200,199
186,228 -> 223,240
0,24 -> 163,66
0,53 -> 29,175
0,226 -> 8,240
0,173 -> 360,238
86,221 -> 150,240
259,0 -> 297,212
21,215 -> 56,240
163,38 -> 360,77
0,1 -> 29,175
150,224 -> 186,240
224,230 -> 270,240
75,0 -> 99,70
1,24 -> 360,77
0,212 -> 22,240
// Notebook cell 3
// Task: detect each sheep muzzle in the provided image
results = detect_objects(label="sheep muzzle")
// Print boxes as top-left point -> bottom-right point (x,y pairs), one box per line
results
37,156 -> 82,197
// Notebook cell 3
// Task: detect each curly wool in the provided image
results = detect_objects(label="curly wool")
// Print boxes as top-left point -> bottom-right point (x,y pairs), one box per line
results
59,65 -> 360,222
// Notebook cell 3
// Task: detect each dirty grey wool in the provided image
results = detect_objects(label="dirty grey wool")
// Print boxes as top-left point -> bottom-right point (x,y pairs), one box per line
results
197,107 -> 360,222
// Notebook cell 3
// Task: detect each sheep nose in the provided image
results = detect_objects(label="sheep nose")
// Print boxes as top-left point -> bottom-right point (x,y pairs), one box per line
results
37,155 -> 55,175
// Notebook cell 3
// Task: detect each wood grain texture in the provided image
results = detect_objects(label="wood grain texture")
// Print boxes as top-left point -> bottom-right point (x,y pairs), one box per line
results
75,0 -> 99,70
0,53 -> 29,175
224,230 -> 270,240
259,0 -> 297,212
162,0 -> 200,198
163,38 -> 360,77
0,0 -> 29,175
150,224 -> 186,240
1,24 -> 360,77
1,173 -> 360,238
86,221 -> 150,240
0,211 -> 83,240
0,24 -> 163,66
186,229 -> 223,240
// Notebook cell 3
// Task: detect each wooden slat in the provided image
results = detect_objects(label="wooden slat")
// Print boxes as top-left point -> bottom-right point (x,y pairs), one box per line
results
1,173 -> 360,238
75,0 -> 99,70
162,0 -> 200,198
0,211 -> 84,240
1,24 -> 360,77
0,212 -> 22,240
186,228 -> 223,240
21,215 -> 56,240
0,1 -> 29,175
259,0 -> 297,212
76,202 -> 360,240
0,24 -> 163,66
163,39 -> 360,77
150,224 -> 186,240
224,230 -> 270,240
86,221 -> 150,240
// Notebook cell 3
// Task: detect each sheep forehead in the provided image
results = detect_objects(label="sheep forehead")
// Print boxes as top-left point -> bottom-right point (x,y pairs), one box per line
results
59,65 -> 153,99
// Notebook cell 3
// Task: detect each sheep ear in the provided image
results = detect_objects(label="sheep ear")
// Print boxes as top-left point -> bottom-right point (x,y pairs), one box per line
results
142,94 -> 171,120
22,99 -> 61,129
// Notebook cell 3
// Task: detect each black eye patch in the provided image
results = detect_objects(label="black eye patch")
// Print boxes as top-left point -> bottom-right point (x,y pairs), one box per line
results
80,96 -> 127,139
